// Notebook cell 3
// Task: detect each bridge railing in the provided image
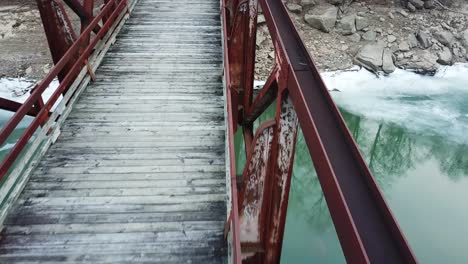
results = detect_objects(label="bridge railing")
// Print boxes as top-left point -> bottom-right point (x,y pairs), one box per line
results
222,0 -> 418,263
0,0 -> 133,225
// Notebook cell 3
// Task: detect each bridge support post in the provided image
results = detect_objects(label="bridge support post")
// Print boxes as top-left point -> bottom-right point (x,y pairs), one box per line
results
36,0 -> 78,83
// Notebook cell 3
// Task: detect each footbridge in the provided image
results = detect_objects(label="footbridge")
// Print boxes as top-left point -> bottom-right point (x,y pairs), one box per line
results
0,0 -> 418,263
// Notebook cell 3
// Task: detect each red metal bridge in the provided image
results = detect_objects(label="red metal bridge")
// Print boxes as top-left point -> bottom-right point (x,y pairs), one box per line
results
0,0 -> 418,263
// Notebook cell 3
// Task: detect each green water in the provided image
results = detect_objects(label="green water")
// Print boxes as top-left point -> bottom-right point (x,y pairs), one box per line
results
281,110 -> 468,263
235,87 -> 468,262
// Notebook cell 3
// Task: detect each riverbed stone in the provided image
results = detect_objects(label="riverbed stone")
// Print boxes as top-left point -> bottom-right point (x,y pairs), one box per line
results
407,33 -> 418,48
395,49 -> 439,74
417,31 -> 432,49
409,0 -> 424,9
348,33 -> 361,42
362,31 -> 377,41
462,29 -> 468,48
304,4 -> 338,33
336,14 -> 356,35
354,42 -> 385,72
424,0 -> 436,9
382,48 -> 396,73
437,47 -> 453,65
433,30 -> 454,47
286,3 -> 303,13
399,41 -> 411,51
355,16 -> 369,31
300,0 -> 316,7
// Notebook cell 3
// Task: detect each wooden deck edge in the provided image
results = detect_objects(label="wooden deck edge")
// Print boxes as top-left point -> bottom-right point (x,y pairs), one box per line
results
0,0 -> 140,229
220,0 -> 234,262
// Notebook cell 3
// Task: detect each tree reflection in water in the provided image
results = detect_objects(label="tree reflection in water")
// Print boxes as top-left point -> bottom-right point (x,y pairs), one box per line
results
234,102 -> 468,263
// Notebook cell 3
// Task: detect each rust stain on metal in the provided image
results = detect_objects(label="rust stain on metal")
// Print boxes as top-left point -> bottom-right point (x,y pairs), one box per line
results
239,121 -> 275,244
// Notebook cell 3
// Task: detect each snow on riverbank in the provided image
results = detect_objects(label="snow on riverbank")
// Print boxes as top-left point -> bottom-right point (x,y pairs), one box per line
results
0,77 -> 60,128
323,63 -> 468,143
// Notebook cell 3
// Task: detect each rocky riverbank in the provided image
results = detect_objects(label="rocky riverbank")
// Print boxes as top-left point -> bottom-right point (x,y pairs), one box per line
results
255,0 -> 468,79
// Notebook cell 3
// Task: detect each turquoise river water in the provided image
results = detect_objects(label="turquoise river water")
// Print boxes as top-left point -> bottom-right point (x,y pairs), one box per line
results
236,64 -> 468,263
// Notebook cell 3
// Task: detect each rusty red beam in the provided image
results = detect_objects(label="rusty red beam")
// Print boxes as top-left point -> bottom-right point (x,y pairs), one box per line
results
63,0 -> 102,34
36,0 -> 79,83
243,68 -> 278,124
258,0 -> 417,263
222,1 -> 242,263
0,98 -> 43,117
0,0 -> 127,179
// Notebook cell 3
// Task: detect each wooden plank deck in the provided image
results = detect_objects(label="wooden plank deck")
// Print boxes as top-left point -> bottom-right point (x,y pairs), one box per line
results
0,0 -> 227,263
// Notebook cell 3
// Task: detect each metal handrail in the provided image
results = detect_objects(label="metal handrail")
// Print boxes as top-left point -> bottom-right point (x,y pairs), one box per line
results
0,0 -> 129,179
222,1 -> 242,263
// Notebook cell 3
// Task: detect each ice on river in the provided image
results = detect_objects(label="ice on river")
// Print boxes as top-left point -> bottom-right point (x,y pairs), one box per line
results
323,64 -> 468,144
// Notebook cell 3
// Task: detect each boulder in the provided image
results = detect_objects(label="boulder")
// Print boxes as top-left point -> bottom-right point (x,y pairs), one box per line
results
304,5 -> 338,33
395,50 -> 439,74
387,35 -> 397,43
407,2 -> 416,12
407,33 -> 418,48
355,16 -> 369,31
286,3 -> 303,13
398,10 -> 409,17
354,42 -> 385,72
336,14 -> 356,35
327,0 -> 344,5
409,0 -> 424,9
416,31 -> 432,49
461,29 -> 468,48
433,30 -> 454,46
382,48 -> 396,73
437,47 -> 453,65
300,0 -> 316,7
424,0 -> 436,9
348,33 -> 361,42
362,31 -> 377,41
399,41 -> 411,51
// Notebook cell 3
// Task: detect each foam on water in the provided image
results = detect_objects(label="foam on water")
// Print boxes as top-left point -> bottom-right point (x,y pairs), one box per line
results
322,64 -> 468,144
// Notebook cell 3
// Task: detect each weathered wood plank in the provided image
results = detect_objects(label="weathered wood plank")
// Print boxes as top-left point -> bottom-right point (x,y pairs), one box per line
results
0,0 -> 227,262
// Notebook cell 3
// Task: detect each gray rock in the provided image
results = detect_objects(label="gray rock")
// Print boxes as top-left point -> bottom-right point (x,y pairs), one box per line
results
354,42 -> 385,72
304,5 -> 338,33
25,67 -> 33,75
286,3 -> 303,13
355,16 -> 369,31
461,30 -> 468,48
300,0 -> 316,7
407,2 -> 416,12
398,10 -> 409,17
336,14 -> 356,35
424,0 -> 436,9
417,31 -> 432,49
348,33 -> 361,42
382,48 -> 396,73
395,50 -> 439,74
399,41 -> 411,51
433,30 -> 454,46
407,33 -> 418,48
437,47 -> 453,65
409,0 -> 424,9
387,35 -> 397,43
327,0 -> 344,5
362,31 -> 377,41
